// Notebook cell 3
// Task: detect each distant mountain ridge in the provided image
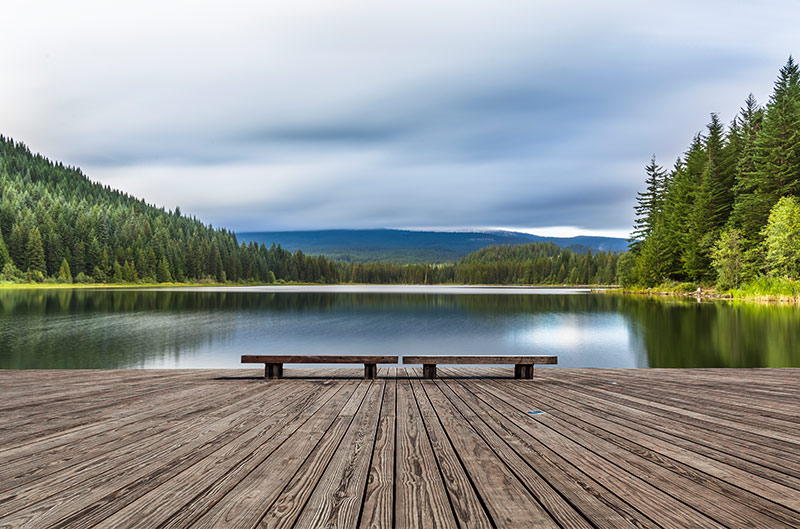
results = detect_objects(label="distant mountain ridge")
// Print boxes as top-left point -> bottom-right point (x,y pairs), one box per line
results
237,229 -> 627,264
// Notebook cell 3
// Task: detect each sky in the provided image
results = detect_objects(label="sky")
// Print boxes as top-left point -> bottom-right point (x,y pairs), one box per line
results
2,1 -> 799,238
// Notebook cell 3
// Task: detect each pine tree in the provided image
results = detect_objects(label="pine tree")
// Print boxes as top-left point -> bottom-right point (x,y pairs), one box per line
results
157,257 -> 172,283
8,223 -> 26,267
122,260 -> 138,282
112,261 -> 123,283
738,57 -> 800,243
25,226 -> 46,274
731,94 -> 766,242
629,156 -> 667,252
0,230 -> 10,270
101,249 -> 112,280
58,258 -> 72,283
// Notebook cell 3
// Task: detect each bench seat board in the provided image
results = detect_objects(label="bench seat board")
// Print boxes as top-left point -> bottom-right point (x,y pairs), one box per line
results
242,355 -> 399,364
402,356 -> 557,365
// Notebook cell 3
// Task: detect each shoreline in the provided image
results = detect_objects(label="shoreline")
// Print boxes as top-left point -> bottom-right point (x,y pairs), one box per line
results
2,282 -> 797,304
608,287 -> 800,304
0,282 -> 613,290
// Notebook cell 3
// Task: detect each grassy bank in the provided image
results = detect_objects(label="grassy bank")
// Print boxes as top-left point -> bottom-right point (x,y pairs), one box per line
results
0,281 -> 264,290
616,277 -> 800,303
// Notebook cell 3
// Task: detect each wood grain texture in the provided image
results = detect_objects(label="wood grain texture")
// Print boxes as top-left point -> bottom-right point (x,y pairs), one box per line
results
242,355 -> 398,364
403,355 -> 557,365
0,367 -> 797,529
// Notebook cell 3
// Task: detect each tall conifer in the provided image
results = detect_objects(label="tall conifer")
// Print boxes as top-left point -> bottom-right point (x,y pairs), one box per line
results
629,155 -> 667,252
25,227 -> 46,274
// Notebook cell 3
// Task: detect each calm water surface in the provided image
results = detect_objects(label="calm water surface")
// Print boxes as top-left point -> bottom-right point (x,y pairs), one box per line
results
0,286 -> 798,369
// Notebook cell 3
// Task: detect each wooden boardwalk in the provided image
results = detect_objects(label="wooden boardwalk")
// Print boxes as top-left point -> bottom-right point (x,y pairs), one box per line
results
0,368 -> 798,528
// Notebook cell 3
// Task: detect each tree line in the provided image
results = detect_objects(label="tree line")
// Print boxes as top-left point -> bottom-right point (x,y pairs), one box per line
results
338,242 -> 619,285
0,137 -> 338,284
626,56 -> 800,289
0,136 -> 620,286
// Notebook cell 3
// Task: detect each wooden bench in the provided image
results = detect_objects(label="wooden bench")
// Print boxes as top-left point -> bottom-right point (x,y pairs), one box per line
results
241,355 -> 399,379
402,355 -> 557,379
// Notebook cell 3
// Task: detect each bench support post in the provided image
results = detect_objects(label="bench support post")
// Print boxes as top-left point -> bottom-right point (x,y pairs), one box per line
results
364,363 -> 377,379
422,364 -> 437,379
514,364 -> 533,379
265,363 -> 283,379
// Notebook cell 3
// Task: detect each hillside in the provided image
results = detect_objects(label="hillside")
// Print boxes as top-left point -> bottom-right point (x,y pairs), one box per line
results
237,229 -> 627,264
0,137 -> 338,283
0,137 -> 621,287
340,241 -> 620,284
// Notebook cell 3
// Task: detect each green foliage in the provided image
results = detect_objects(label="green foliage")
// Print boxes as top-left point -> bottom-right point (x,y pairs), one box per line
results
762,196 -> 800,278
0,230 -> 9,270
631,57 -> 800,290
74,272 -> 93,284
339,242 -> 620,285
24,227 -> 46,274
1,262 -> 24,283
615,251 -> 638,287
732,276 -> 800,301
112,261 -> 123,283
58,258 -> 72,283
0,136 -> 341,285
629,156 -> 667,252
157,257 -> 172,283
711,228 -> 746,289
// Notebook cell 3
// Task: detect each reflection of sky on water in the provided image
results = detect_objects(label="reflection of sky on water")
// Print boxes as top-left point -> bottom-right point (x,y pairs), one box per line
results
1,287 -> 797,369
508,313 -> 644,367
127,304 -> 644,369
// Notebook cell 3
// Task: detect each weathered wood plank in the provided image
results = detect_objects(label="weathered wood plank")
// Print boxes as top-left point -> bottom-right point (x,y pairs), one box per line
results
133,380 -> 364,529
0,368 -> 797,529
358,368 -> 396,529
481,380 -> 800,527
242,355 -> 398,364
394,371 -> 458,529
292,380 -> 384,528
403,355 -> 557,365
408,378 -> 493,529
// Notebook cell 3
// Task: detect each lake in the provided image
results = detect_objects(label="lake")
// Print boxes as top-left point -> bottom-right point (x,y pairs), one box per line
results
0,286 -> 798,369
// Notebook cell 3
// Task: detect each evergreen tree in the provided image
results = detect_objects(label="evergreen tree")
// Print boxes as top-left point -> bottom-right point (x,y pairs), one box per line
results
58,258 -> 72,283
122,260 -> 138,282
0,230 -> 9,270
112,261 -> 123,283
731,94 -> 766,243
739,57 -> 800,242
157,257 -> 172,283
634,217 -> 671,286
711,229 -> 746,289
629,155 -> 667,252
8,223 -> 26,267
24,226 -> 46,274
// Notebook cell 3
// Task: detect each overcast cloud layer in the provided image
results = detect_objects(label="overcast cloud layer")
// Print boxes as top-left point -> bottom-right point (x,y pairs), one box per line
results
2,1 -> 798,237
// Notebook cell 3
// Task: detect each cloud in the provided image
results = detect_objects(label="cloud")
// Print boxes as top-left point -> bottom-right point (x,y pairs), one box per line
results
1,1 -> 798,237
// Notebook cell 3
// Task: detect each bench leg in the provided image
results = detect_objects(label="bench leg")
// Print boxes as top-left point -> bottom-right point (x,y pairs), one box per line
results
422,364 -> 437,379
265,363 -> 283,379
515,365 -> 534,379
364,363 -> 377,379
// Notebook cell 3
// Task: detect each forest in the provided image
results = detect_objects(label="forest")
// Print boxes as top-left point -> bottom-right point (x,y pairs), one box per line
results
0,137 -> 338,284
627,56 -> 800,294
0,136 -> 619,286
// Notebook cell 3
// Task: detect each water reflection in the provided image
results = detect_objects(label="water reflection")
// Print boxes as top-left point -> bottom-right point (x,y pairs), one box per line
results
0,288 -> 797,369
